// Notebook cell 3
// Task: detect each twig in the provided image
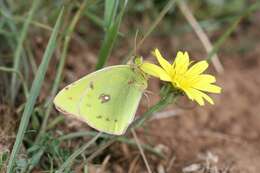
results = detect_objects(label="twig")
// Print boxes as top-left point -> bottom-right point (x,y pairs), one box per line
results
99,155 -> 111,173
150,109 -> 181,120
132,129 -> 152,173
86,138 -> 117,162
128,155 -> 140,173
166,155 -> 176,172
178,1 -> 224,74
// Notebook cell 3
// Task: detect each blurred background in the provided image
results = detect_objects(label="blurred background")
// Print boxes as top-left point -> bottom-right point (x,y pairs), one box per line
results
0,0 -> 260,172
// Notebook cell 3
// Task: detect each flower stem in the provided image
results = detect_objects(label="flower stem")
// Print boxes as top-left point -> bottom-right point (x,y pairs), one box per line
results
132,93 -> 175,128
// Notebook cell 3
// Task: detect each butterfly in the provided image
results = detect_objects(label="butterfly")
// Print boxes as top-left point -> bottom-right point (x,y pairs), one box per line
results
54,59 -> 147,135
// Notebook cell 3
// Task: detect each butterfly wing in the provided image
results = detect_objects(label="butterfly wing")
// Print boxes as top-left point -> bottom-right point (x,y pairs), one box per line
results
53,65 -> 147,135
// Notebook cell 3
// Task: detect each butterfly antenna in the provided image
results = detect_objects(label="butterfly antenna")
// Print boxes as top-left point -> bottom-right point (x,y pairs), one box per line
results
127,29 -> 140,65
129,29 -> 139,63
134,30 -> 139,56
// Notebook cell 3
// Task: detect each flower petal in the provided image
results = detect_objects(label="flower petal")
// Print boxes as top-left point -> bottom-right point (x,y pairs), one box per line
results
187,60 -> 208,75
140,62 -> 171,81
152,48 -> 172,74
197,74 -> 216,83
183,88 -> 205,106
195,89 -> 214,105
193,83 -> 222,93
173,51 -> 190,73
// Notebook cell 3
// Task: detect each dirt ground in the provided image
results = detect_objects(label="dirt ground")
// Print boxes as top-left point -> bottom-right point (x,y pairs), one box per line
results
1,11 -> 260,173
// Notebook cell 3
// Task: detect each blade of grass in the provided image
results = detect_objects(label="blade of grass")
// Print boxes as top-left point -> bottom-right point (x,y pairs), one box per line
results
0,10 -> 53,32
124,0 -> 177,63
104,0 -> 118,28
0,66 -> 29,99
95,0 -> 127,70
37,0 -> 88,141
55,132 -> 102,173
0,2 -> 19,45
6,7 -> 64,173
10,0 -> 41,104
85,10 -> 104,28
84,10 -> 124,36
85,137 -> 117,162
59,131 -> 164,158
46,116 -> 65,130
207,2 -> 260,61
0,1 -> 22,95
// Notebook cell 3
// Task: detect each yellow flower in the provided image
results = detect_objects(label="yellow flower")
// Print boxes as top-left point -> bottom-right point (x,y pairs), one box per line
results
141,48 -> 221,105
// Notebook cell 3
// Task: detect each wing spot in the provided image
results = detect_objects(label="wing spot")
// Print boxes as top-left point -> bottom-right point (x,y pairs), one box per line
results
68,97 -> 73,100
89,81 -> 94,90
128,79 -> 135,85
106,118 -> 110,121
96,115 -> 102,119
98,93 -> 111,103
114,119 -> 118,122
65,87 -> 70,90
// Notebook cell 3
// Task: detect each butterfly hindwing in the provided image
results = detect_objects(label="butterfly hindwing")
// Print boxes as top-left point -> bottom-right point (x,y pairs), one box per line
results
54,65 -> 147,135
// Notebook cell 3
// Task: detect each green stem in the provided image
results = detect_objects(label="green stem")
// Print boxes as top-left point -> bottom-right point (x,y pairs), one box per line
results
132,93 -> 175,128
